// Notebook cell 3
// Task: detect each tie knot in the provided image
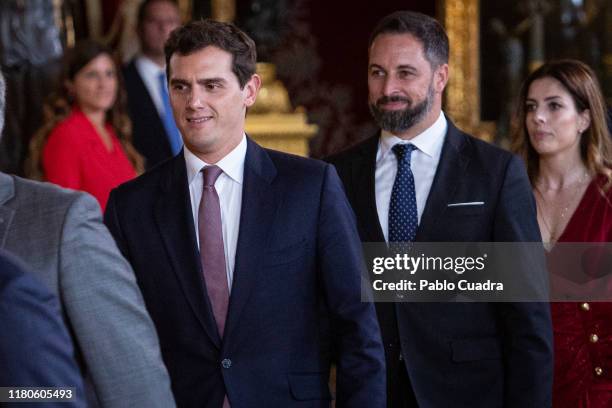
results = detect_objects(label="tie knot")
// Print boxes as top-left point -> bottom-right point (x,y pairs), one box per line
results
202,166 -> 223,187
392,143 -> 417,163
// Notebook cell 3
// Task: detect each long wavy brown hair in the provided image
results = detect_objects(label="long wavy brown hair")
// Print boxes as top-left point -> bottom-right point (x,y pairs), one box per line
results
511,59 -> 612,194
27,39 -> 144,179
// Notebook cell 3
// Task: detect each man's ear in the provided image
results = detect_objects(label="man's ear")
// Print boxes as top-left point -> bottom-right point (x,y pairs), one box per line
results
243,74 -> 261,107
433,63 -> 449,94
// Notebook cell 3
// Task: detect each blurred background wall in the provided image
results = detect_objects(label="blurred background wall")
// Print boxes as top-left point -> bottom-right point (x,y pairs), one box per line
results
0,0 -> 609,174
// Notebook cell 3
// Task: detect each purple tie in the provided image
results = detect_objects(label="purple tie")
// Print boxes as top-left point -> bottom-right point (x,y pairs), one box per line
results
198,165 -> 229,338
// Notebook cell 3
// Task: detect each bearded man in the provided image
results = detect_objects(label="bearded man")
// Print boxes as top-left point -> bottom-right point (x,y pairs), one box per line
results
327,10 -> 553,408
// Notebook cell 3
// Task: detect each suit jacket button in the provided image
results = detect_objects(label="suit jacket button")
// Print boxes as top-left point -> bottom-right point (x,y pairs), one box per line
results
581,302 -> 590,311
221,358 -> 232,369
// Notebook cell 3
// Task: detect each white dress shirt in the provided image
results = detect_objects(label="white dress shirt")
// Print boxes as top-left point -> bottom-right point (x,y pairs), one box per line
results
184,135 -> 246,290
375,112 -> 447,242
135,55 -> 166,116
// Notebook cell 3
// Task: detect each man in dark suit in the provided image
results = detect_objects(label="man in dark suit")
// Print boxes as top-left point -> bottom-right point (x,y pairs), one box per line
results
328,11 -> 553,408
0,69 -> 175,408
122,0 -> 182,168
105,19 -> 385,408
0,250 -> 85,407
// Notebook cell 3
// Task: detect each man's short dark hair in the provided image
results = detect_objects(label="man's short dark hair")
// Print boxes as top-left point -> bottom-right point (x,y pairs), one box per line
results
369,11 -> 449,68
164,19 -> 257,89
137,0 -> 178,27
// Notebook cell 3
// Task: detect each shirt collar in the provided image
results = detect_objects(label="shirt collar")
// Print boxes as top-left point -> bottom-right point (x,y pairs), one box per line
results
135,55 -> 165,77
377,111 -> 447,162
184,134 -> 247,185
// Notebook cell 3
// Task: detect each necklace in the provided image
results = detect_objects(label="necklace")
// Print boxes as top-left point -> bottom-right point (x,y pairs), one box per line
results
534,172 -> 591,243
534,171 -> 591,192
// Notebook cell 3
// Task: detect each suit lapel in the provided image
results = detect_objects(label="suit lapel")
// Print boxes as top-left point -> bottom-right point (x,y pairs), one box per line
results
154,155 -> 222,347
224,138 -> 278,341
416,121 -> 470,241
0,173 -> 16,248
352,136 -> 386,243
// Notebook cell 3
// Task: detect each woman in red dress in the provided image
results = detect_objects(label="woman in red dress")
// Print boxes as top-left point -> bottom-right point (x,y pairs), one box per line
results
28,40 -> 143,211
513,59 -> 612,407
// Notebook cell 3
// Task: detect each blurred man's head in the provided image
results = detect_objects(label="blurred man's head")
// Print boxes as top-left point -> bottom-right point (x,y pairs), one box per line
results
137,0 -> 181,65
164,20 -> 260,164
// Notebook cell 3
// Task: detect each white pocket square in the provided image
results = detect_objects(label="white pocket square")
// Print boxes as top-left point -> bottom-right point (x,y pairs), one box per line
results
447,201 -> 485,207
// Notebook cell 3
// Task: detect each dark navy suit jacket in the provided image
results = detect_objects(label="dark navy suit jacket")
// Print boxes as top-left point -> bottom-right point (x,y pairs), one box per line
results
122,60 -> 173,169
104,139 -> 386,408
328,120 -> 553,408
0,250 -> 85,407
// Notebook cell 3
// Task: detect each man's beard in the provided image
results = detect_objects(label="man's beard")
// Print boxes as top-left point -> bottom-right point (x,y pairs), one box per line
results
369,84 -> 434,134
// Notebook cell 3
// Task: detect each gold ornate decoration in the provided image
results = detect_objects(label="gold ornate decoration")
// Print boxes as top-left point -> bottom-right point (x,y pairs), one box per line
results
207,0 -> 317,156
211,0 -> 236,22
245,110 -> 317,157
250,63 -> 291,114
177,0 -> 192,22
246,64 -> 317,157
54,0 -> 75,48
52,0 -> 63,36
440,0 -> 494,141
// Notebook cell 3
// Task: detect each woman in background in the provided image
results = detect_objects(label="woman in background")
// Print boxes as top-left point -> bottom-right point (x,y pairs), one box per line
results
512,59 -> 612,407
28,39 -> 143,211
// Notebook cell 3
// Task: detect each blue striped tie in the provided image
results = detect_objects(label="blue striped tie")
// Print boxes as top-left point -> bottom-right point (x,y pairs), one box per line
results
158,72 -> 183,155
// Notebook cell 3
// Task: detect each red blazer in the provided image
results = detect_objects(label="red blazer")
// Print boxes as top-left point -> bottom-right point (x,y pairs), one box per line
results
42,108 -> 136,211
